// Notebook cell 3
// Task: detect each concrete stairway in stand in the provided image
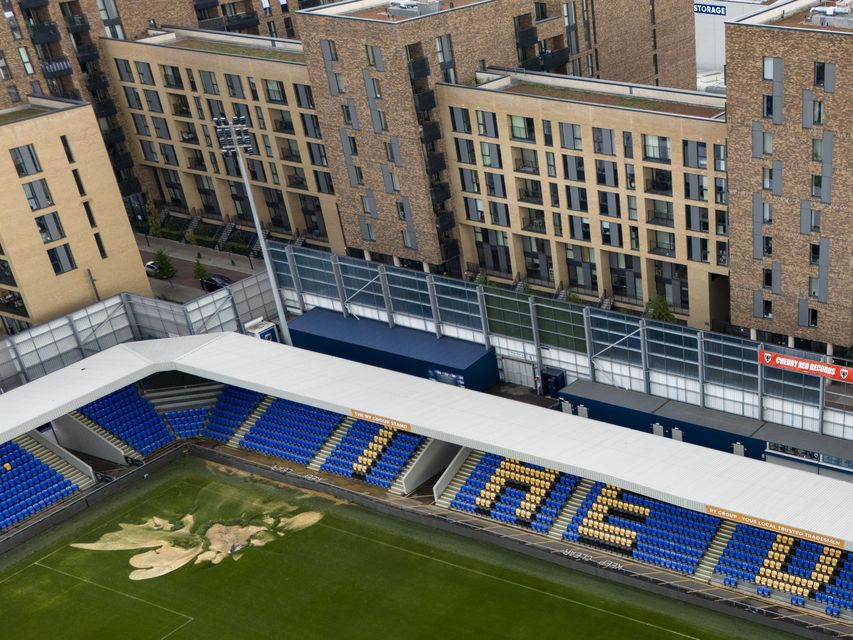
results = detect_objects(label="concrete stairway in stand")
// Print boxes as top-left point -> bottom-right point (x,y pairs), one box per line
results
69,410 -> 142,461
435,450 -> 484,508
226,395 -> 274,449
388,437 -> 432,495
547,477 -> 594,540
140,383 -> 223,414
15,434 -> 96,491
695,520 -> 736,582
307,417 -> 355,471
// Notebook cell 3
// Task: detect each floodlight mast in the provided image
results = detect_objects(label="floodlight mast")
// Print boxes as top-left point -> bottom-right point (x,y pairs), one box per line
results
215,115 -> 292,346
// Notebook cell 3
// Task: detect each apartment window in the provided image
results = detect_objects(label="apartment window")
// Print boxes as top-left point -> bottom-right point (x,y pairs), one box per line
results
510,115 -> 535,142
152,117 -> 170,140
763,300 -> 773,319
642,134 -> 670,162
263,79 -> 287,104
592,127 -> 615,155
477,111 -> 498,137
810,243 -> 820,264
714,144 -> 726,171
353,166 -> 364,185
464,197 -> 484,221
94,233 -> 107,259
762,268 -> 772,289
682,140 -> 707,168
47,244 -> 76,275
294,84 -> 315,109
83,201 -> 96,228
361,194 -> 374,216
450,106 -> 471,134
361,220 -> 375,241
402,229 -> 415,249
762,167 -> 773,190
762,56 -> 776,80
480,142 -> 501,168
762,201 -> 773,224
334,73 -> 345,94
377,110 -> 388,131
348,136 -> 359,156
267,22 -> 277,37
72,169 -> 86,196
546,151 -> 556,178
808,308 -> 818,327
17,47 -> 33,75
627,195 -> 637,220
811,175 -> 822,198
762,132 -> 773,155
455,138 -> 475,164
22,179 -> 53,211
812,138 -> 823,162
814,61 -> 826,88
143,89 -> 162,113
559,123 -> 582,151
200,70 -> 219,95
135,61 -> 155,85
366,45 -> 381,68
0,53 -> 11,80
763,95 -> 774,118
542,120 -> 553,146
809,276 -> 820,298
325,40 -> 338,61
813,100 -> 825,125
623,132 -> 633,158
114,59 -> 134,82
808,207 -> 820,231
140,139 -> 158,162
9,144 -> 41,177
435,34 -> 453,64
342,104 -> 354,126
162,65 -> 183,89
132,113 -> 150,136
763,236 -> 773,257
35,212 -> 64,243
7,86 -> 19,103
371,77 -> 381,99
225,73 -> 244,99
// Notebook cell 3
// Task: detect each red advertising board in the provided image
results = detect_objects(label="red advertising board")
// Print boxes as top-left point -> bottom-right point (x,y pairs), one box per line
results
758,349 -> 851,382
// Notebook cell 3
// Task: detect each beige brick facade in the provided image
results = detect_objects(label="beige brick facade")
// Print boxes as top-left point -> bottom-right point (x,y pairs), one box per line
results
102,31 -> 346,253
0,97 -> 151,332
438,71 -> 729,329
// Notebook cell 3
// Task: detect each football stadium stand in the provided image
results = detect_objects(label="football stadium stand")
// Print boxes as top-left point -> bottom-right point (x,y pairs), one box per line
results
164,408 -> 208,438
0,439 -> 80,531
320,419 -> 425,488
1,334 -> 853,625
78,386 -> 174,455
239,398 -> 344,464
202,386 -> 264,442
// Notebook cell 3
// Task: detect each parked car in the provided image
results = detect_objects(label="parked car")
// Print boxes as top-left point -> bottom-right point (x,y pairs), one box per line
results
144,260 -> 174,279
200,274 -> 234,292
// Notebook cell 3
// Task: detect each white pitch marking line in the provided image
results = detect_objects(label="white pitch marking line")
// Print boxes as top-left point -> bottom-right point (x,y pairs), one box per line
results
320,523 -> 703,640
33,561 -> 194,640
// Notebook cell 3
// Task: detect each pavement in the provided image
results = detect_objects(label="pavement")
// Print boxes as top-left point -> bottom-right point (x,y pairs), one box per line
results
136,234 -> 266,304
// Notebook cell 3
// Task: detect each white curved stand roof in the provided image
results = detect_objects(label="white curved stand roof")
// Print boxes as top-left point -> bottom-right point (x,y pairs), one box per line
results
1,332 -> 851,549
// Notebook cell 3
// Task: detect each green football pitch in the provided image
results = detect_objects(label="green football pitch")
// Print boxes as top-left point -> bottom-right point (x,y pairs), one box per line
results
0,458 -> 798,640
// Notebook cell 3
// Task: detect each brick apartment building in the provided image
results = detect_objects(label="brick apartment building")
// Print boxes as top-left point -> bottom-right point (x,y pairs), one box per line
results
727,0 -> 853,356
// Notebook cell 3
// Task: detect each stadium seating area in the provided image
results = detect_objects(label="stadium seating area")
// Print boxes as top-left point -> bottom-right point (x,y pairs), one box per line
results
79,386 -> 174,455
450,453 -> 581,532
240,398 -> 344,464
165,408 -> 208,438
716,523 -> 850,609
564,483 -> 720,574
0,441 -> 78,530
203,386 -> 264,441
320,420 -> 424,488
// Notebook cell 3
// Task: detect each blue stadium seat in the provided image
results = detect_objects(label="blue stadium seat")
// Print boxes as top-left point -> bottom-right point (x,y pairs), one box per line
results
79,385 -> 174,455
202,386 -> 264,441
0,441 -> 79,531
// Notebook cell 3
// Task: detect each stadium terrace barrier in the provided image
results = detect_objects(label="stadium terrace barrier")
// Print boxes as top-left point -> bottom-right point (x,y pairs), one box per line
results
0,246 -> 852,459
